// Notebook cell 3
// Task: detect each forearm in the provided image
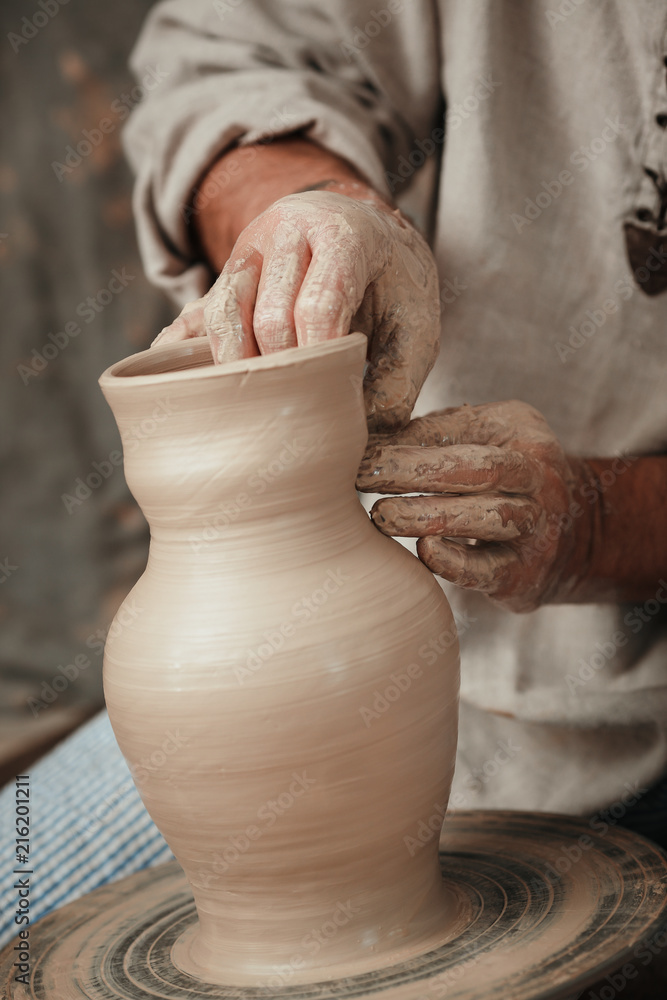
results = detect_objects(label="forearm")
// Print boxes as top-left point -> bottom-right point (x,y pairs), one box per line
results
568,455 -> 667,602
191,136 -> 392,272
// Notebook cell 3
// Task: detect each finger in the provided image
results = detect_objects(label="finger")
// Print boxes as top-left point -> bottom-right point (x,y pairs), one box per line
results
252,223 -> 312,354
372,407 -> 475,447
205,247 -> 262,363
367,400 -> 553,449
151,298 -> 206,347
356,444 -> 543,495
363,403 -> 522,450
370,494 -> 541,540
364,234 -> 440,433
363,332 -> 421,434
363,313 -> 440,435
416,536 -> 521,594
293,236 -> 367,346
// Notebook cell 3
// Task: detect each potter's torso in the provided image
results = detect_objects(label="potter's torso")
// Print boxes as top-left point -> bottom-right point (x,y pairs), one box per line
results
412,0 -> 667,815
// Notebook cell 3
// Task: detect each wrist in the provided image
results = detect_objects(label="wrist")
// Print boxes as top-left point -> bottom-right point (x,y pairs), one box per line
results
553,455 -> 667,603
549,457 -> 598,603
191,136 -> 391,272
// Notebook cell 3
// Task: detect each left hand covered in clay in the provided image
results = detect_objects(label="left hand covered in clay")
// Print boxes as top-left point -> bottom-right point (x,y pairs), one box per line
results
356,400 -> 593,613
151,189 -> 440,433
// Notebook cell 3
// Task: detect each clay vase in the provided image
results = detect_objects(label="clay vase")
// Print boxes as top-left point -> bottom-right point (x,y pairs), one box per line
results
98,333 -> 459,986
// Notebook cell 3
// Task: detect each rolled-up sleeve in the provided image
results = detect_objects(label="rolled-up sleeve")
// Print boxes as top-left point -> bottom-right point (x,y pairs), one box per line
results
123,0 -> 442,303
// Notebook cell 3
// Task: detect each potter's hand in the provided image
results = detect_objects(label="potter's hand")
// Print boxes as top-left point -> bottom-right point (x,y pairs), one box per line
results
356,401 -> 594,613
152,190 -> 440,433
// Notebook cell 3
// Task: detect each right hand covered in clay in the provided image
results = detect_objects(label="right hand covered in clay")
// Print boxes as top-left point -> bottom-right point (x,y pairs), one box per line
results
152,190 -> 440,433
356,401 -> 597,613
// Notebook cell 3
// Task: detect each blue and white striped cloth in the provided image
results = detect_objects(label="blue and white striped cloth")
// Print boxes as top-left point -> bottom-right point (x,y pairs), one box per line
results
0,711 -> 172,948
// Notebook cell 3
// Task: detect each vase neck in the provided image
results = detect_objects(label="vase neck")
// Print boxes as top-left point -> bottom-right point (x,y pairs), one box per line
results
147,491 -> 368,561
99,337 -> 369,536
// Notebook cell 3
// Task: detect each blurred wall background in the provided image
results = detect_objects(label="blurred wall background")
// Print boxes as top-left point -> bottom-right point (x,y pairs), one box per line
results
0,0 -> 172,780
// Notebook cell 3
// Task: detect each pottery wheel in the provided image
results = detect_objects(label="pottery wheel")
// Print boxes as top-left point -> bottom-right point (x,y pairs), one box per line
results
3,810 -> 667,1000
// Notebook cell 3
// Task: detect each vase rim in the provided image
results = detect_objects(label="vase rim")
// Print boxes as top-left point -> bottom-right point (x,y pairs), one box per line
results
99,332 -> 367,389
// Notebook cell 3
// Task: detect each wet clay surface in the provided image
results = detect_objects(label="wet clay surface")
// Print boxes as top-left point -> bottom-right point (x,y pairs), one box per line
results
97,334 -> 459,984
3,811 -> 666,999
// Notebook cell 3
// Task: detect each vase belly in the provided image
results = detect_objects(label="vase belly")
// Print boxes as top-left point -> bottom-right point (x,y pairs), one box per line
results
104,511 -> 458,982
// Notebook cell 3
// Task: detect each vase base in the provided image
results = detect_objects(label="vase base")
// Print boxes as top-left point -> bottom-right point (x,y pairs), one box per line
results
3,810 -> 667,1000
170,879 -> 461,985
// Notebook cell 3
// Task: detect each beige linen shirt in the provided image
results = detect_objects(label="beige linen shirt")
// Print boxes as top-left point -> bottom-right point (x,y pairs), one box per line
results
124,0 -> 667,816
